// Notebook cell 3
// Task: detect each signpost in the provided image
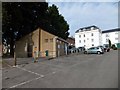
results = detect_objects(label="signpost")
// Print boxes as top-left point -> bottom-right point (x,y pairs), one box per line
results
14,51 -> 17,66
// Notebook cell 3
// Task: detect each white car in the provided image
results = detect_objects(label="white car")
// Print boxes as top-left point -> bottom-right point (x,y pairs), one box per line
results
84,47 -> 104,54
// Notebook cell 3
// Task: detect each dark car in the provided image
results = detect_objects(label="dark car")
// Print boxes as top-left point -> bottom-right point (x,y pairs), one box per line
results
103,44 -> 110,52
68,46 -> 77,53
77,47 -> 85,52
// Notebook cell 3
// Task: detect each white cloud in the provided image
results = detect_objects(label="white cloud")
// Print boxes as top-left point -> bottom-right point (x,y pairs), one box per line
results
48,2 -> 118,36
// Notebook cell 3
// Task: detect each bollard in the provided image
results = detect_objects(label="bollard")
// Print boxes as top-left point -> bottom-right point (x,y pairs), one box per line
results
34,51 -> 37,63
14,52 -> 17,66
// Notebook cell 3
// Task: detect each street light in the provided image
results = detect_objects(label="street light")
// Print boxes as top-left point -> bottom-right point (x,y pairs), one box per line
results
13,44 -> 17,66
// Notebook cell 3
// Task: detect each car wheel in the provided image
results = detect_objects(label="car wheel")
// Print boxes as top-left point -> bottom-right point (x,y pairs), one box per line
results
84,51 -> 87,54
97,51 -> 100,54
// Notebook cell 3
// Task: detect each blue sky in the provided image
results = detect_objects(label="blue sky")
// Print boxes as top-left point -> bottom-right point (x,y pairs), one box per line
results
47,0 -> 119,37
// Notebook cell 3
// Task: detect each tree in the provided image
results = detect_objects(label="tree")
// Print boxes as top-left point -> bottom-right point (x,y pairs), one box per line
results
44,4 -> 69,39
108,39 -> 111,48
2,2 -> 48,56
111,44 -> 117,50
2,3 -> 69,57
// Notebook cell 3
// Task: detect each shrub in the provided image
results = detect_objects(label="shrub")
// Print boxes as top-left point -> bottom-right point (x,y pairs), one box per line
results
111,44 -> 117,50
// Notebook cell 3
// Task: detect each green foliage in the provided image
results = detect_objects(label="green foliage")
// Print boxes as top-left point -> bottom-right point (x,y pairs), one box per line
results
43,4 -> 69,39
111,44 -> 117,50
108,39 -> 111,48
2,2 -> 48,56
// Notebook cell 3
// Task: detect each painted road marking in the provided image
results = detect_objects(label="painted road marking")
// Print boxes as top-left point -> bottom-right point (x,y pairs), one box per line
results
3,62 -> 13,68
4,63 -> 57,89
9,76 -> 43,88
8,71 -> 56,89
3,62 -> 44,77
4,56 -> 95,89
16,66 -> 43,76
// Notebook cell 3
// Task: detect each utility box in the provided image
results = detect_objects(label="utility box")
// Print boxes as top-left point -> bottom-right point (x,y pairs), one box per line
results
117,43 -> 120,49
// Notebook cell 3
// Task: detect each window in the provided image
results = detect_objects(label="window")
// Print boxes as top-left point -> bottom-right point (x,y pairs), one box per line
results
84,34 -> 85,37
106,39 -> 108,42
91,39 -> 94,42
58,45 -> 60,48
79,35 -> 81,38
92,47 -> 95,49
83,29 -> 86,31
106,34 -> 109,37
45,39 -> 48,43
50,38 -> 53,42
115,38 -> 118,40
91,33 -> 93,36
89,47 -> 94,50
79,40 -> 81,43
96,47 -> 99,49
60,41 -> 61,43
84,40 -> 85,42
91,27 -> 95,30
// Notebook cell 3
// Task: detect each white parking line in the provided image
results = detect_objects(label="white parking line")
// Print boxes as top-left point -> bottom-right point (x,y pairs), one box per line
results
16,66 -> 43,76
4,64 -> 57,89
4,56 -> 95,89
3,62 -> 44,77
3,62 -> 13,68
9,76 -> 43,88
8,71 -> 56,89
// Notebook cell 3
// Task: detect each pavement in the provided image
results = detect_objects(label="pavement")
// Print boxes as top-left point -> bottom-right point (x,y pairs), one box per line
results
2,57 -> 49,69
2,50 -> 118,88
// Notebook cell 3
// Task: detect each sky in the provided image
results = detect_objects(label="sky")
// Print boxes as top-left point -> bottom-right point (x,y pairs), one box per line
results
47,0 -> 119,37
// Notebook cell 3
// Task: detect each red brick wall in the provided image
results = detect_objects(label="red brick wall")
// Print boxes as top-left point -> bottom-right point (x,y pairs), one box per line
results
66,37 -> 75,46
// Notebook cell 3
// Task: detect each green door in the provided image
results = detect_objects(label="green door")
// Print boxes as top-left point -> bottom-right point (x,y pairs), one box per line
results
45,50 -> 49,56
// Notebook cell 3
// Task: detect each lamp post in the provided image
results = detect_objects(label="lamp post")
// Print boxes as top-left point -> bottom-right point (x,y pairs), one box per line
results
13,44 -> 17,66
14,51 -> 16,66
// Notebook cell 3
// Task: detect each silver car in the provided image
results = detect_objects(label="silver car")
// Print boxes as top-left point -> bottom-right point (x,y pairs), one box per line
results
84,47 -> 104,54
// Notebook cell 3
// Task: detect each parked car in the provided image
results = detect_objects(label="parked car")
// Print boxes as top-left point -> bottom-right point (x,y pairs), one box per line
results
103,44 -> 110,52
97,45 -> 105,52
71,47 -> 78,53
77,47 -> 85,52
84,47 -> 104,54
68,46 -> 77,53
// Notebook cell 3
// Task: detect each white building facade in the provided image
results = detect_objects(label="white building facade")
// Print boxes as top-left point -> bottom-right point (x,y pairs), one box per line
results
102,28 -> 120,47
75,26 -> 102,49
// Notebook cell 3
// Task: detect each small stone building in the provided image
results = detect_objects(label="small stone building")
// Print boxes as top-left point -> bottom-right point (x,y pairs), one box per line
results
15,28 -> 68,58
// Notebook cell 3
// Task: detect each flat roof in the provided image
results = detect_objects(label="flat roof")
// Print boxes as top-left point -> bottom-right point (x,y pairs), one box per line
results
75,25 -> 100,33
57,37 -> 69,43
102,28 -> 120,33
